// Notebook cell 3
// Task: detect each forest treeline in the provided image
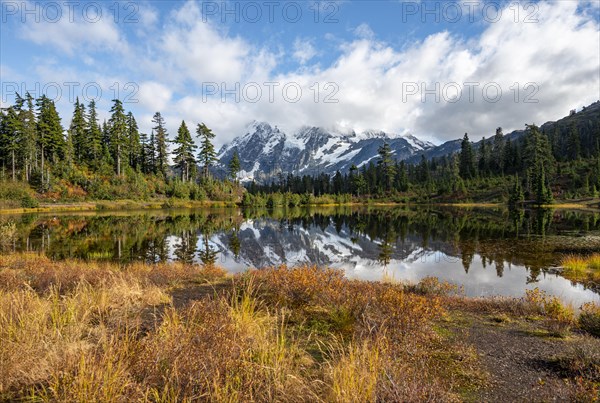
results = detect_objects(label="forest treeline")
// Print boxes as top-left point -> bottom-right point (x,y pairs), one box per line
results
1,93 -> 599,207
248,102 -> 600,206
0,94 -> 240,206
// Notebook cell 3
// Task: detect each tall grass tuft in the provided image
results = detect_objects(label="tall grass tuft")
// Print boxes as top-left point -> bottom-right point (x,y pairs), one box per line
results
562,255 -> 588,273
587,254 -> 600,270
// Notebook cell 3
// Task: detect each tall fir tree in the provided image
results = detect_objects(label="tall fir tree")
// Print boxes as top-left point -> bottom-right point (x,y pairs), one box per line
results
228,150 -> 241,182
508,175 -> 524,208
524,124 -> 554,176
69,98 -> 88,164
19,93 -> 37,180
86,100 -> 102,165
0,106 -> 21,180
173,120 -> 196,182
108,100 -> 128,176
196,122 -> 217,178
152,112 -> 169,177
36,95 -> 64,175
100,120 -> 113,169
478,137 -> 491,176
459,133 -> 475,179
492,127 -> 505,175
417,154 -> 430,183
520,124 -> 554,201
126,112 -> 142,171
147,130 -> 157,174
377,142 -> 396,192
535,164 -> 553,205
139,131 -> 149,173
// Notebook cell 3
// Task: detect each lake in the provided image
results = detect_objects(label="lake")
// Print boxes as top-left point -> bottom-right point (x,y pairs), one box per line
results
1,206 -> 599,307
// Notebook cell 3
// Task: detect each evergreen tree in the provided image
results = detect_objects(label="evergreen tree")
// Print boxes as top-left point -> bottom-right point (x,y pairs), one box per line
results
503,138 -> 515,174
333,170 -> 344,194
64,124 -> 75,168
19,93 -> 37,180
508,175 -> 524,207
36,95 -> 64,175
492,127 -> 505,175
523,124 -> 555,199
417,155 -> 430,183
459,133 -> 475,179
139,131 -> 149,173
395,161 -> 409,192
451,154 -> 466,194
377,142 -> 396,191
535,164 -> 553,205
126,112 -> 142,171
108,100 -> 128,176
350,164 -> 367,195
0,106 -> 21,180
100,120 -> 113,168
478,137 -> 490,176
173,120 -> 196,182
147,130 -> 157,174
152,112 -> 169,177
228,150 -> 241,182
69,98 -> 87,164
196,122 -> 217,178
523,124 -> 554,174
86,100 -> 102,165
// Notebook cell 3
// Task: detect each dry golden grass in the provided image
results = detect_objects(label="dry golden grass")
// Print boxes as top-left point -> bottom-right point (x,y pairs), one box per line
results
559,253 -> 600,289
0,255 -> 490,401
587,254 -> 600,270
0,277 -> 170,400
562,255 -> 589,273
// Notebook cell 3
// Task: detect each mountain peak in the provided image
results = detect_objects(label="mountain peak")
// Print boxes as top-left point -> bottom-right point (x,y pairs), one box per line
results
217,122 -> 435,182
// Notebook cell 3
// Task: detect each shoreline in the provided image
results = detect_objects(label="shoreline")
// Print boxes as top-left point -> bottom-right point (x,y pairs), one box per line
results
1,198 -> 599,215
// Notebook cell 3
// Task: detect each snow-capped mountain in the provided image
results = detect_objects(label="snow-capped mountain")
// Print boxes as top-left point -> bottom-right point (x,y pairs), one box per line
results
217,121 -> 435,182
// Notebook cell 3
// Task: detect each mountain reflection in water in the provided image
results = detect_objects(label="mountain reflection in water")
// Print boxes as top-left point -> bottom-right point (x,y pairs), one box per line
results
2,206 -> 599,306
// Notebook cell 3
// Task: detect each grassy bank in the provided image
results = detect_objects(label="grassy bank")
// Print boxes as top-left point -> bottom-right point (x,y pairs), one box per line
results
2,198 -> 599,216
0,199 -> 240,215
0,254 -> 598,401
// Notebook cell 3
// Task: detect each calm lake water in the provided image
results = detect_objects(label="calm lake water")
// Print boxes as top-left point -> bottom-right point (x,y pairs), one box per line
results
2,206 -> 599,306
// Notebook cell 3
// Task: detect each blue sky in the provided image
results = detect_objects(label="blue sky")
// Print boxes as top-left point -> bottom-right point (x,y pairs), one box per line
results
1,0 -> 599,147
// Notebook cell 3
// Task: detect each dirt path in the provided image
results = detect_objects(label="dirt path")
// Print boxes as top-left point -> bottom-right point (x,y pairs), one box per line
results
446,312 -> 598,402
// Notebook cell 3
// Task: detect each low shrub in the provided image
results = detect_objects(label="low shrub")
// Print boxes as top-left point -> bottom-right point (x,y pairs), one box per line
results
579,302 -> 600,337
0,181 -> 39,208
525,288 -> 574,337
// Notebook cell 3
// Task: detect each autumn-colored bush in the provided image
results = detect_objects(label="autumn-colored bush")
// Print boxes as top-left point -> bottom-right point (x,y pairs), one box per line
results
525,288 -> 575,337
